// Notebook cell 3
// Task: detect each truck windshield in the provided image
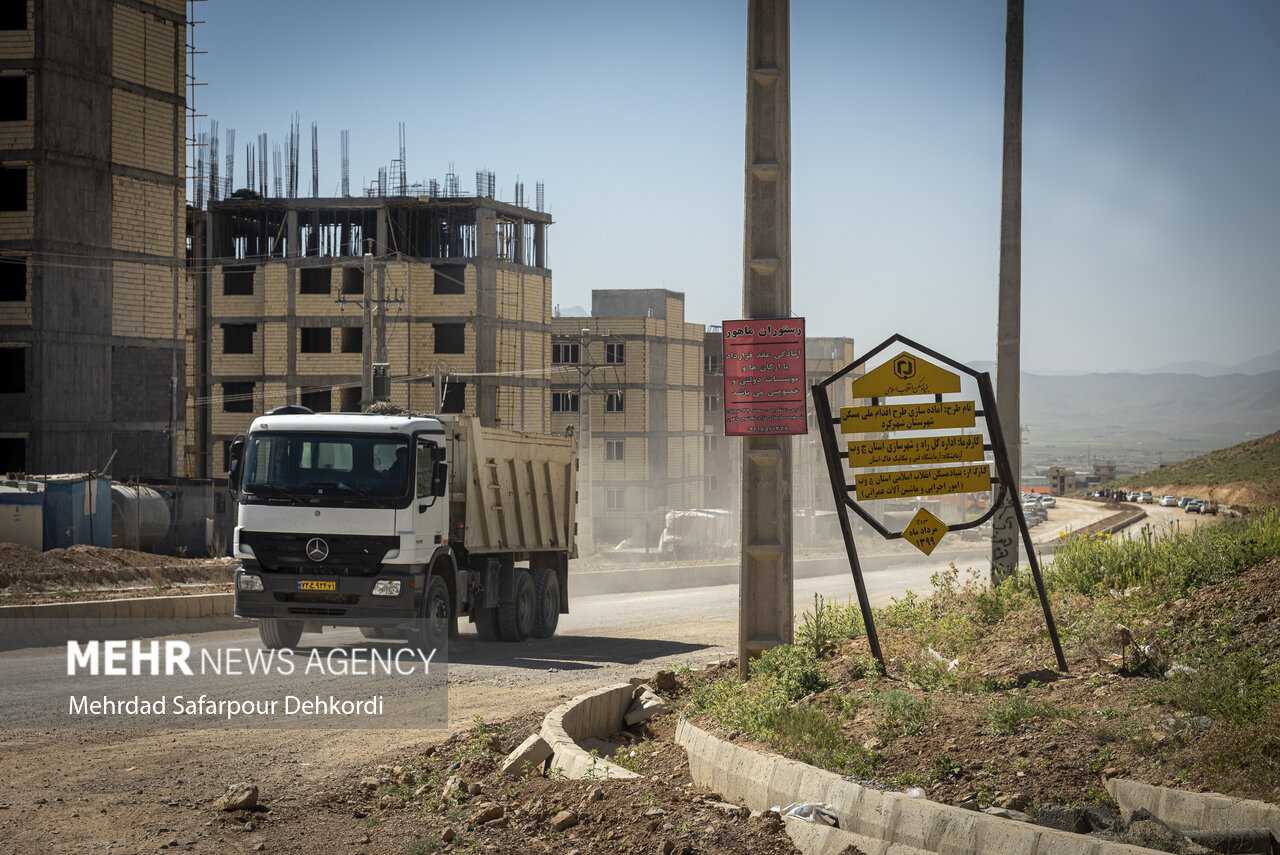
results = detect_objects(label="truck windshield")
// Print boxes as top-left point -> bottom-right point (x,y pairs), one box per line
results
243,432 -> 411,506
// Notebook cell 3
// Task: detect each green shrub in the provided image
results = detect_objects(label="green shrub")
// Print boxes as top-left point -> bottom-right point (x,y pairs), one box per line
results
751,644 -> 829,701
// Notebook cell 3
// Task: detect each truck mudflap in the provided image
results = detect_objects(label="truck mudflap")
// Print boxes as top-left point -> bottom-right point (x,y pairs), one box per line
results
234,565 -> 426,626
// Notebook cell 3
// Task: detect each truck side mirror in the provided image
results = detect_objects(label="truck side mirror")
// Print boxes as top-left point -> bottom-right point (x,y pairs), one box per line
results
431,462 -> 448,497
227,435 -> 246,501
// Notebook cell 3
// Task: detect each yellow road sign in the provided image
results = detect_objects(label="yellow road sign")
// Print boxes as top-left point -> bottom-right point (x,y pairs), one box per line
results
851,352 -> 961,399
854,464 -> 991,501
840,401 -> 976,434
902,508 -> 948,555
847,434 -> 984,468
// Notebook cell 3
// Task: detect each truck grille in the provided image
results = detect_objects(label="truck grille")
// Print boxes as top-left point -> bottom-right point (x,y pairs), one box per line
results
241,531 -> 396,576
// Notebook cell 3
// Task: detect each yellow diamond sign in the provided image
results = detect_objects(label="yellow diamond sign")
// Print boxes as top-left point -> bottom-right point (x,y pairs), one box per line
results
902,507 -> 948,556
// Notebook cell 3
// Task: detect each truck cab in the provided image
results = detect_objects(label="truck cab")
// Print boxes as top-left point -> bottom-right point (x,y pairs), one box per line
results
228,412 -> 452,650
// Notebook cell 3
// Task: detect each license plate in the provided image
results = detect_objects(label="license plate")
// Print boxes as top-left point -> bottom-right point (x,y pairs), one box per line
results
297,580 -> 337,591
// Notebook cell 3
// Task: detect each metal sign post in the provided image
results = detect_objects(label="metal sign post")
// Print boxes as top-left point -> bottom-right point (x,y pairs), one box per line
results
812,334 -> 1066,674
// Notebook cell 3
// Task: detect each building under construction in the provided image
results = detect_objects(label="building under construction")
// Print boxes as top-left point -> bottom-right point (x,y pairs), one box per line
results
550,290 -> 705,553
187,191 -> 553,476
0,0 -> 187,477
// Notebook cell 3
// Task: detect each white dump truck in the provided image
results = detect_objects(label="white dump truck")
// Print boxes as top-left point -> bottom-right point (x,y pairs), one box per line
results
227,410 -> 576,649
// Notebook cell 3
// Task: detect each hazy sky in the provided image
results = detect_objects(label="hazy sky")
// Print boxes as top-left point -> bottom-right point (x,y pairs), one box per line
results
192,1 -> 1280,374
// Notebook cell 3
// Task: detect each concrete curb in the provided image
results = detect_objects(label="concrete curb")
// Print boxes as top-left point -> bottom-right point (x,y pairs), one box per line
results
1106,777 -> 1280,841
0,593 -> 234,622
0,594 -> 240,649
538,682 -> 640,780
675,718 -> 1170,855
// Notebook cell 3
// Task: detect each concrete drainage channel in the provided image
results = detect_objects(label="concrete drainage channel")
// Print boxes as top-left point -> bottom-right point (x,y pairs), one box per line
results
503,685 -> 1279,855
675,719 -> 1279,855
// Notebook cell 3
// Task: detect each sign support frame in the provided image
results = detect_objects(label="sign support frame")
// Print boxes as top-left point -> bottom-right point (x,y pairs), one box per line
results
812,334 -> 1066,674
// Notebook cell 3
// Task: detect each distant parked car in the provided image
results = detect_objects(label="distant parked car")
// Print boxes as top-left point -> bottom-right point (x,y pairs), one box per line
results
1126,491 -> 1141,502
1159,495 -> 1178,507
1177,496 -> 1193,508
1138,492 -> 1154,504
1185,500 -> 1203,514
1039,496 -> 1057,508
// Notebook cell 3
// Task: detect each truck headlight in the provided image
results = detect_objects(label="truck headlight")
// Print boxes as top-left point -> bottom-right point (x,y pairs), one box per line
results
237,573 -> 264,592
371,580 -> 402,597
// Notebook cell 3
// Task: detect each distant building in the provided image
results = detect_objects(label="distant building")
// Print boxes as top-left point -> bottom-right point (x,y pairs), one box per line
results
1093,459 -> 1116,484
1049,465 -> 1076,496
0,0 -> 187,477
551,290 -> 703,553
189,192 -> 552,475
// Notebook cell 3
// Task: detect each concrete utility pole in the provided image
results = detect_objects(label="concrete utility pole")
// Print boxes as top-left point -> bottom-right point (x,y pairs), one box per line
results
992,0 -> 1024,584
739,0 -> 793,679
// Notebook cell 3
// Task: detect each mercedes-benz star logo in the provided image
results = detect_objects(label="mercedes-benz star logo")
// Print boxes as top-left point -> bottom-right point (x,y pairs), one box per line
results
305,538 -> 329,562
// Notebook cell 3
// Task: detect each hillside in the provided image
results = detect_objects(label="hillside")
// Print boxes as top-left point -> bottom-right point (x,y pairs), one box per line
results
1118,428 -> 1280,508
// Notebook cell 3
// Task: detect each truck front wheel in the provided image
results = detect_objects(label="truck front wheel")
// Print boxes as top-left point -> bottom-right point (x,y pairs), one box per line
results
531,567 -> 560,639
408,574 -> 451,652
259,618 -> 303,649
497,569 -> 535,642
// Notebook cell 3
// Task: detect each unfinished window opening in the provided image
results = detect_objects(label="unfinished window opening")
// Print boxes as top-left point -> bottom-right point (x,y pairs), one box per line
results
551,342 -> 579,365
705,435 -> 718,452
341,267 -> 362,295
300,389 -> 331,413
0,348 -> 23,393
605,392 -> 624,413
605,439 -> 624,462
0,436 -> 25,472
221,324 -> 255,354
441,381 -> 466,414
223,265 -> 255,296
0,254 -> 27,301
299,327 -> 331,354
606,489 -> 625,511
0,77 -> 25,121
433,263 -> 466,295
433,323 -> 465,354
299,267 -> 330,295
605,342 -> 625,365
705,355 -> 721,374
0,167 -> 27,212
551,392 -> 578,414
222,381 -> 253,413
705,395 -> 720,413
339,386 -> 362,412
340,327 -> 362,353
0,4 -> 26,30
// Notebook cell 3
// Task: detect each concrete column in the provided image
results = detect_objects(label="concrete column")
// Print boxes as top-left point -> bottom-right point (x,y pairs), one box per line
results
992,0 -> 1024,583
739,0 -> 793,679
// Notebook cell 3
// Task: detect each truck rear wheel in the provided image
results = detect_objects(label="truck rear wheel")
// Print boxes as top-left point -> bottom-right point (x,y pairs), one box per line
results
408,574 -> 451,652
259,618 -> 303,649
497,569 -> 535,642
531,567 -> 560,639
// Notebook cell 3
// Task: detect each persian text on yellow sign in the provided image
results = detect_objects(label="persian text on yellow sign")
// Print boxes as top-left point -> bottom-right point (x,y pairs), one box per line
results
840,401 -> 976,434
854,464 -> 991,501
846,434 -> 985,468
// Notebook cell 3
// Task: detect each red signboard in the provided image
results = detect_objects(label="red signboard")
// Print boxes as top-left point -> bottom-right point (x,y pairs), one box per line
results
722,317 -> 807,436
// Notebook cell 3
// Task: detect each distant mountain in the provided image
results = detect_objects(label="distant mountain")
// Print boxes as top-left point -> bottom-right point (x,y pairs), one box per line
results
966,351 -> 1280,378
1145,350 -> 1280,377
1019,369 -> 1280,455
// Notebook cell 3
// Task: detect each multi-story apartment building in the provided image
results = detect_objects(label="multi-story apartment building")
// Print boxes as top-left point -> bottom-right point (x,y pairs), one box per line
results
551,290 -> 703,553
0,0 -> 187,476
189,193 -> 552,476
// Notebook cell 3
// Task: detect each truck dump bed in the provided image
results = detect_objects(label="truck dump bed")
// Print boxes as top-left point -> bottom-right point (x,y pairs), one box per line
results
441,415 -> 577,558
